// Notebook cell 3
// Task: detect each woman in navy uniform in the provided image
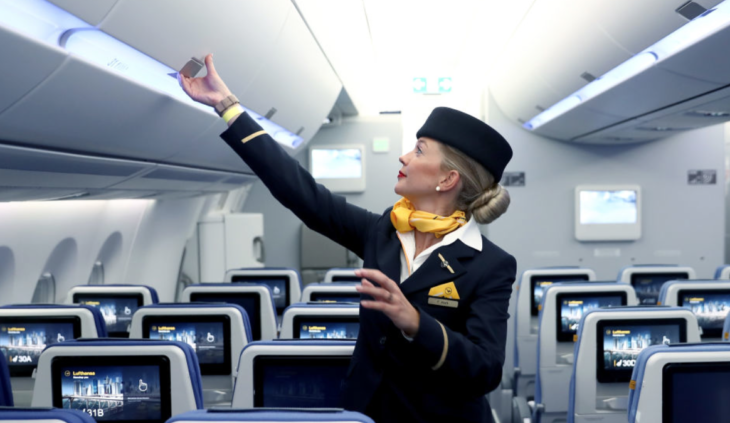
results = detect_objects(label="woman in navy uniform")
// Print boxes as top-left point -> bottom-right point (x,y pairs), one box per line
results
180,55 -> 517,423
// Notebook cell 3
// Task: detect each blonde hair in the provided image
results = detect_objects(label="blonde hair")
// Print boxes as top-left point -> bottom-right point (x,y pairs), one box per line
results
438,143 -> 510,224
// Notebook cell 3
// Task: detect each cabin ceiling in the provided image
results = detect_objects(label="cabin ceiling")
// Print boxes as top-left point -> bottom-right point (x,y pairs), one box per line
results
294,0 -> 536,116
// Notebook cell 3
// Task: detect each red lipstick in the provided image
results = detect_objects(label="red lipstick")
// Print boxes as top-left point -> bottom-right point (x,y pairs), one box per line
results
398,171 -> 406,178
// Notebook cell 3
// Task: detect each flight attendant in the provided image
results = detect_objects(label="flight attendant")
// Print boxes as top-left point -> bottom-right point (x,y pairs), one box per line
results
180,54 -> 517,423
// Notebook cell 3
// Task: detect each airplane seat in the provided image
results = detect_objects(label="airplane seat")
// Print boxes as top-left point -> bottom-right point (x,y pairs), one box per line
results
657,280 -> 730,341
64,285 -> 160,338
0,304 -> 108,406
0,407 -> 95,423
182,284 -> 278,341
129,303 -> 253,407
300,282 -> 360,303
627,343 -> 730,423
0,354 -> 11,406
225,267 -> 302,317
567,307 -> 700,423
714,265 -> 730,280
616,265 -> 696,306
513,267 -> 597,401
529,283 -> 638,423
324,268 -> 361,283
231,340 -> 355,408
279,302 -> 359,339
168,408 -> 374,423
31,339 -> 204,420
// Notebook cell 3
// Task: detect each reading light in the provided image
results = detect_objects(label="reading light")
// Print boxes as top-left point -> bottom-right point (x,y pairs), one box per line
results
0,0 -> 307,150
523,0 -> 730,131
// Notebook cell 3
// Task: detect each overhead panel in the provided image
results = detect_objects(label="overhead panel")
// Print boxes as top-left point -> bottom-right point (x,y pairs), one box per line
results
656,26 -> 730,85
110,164 -> 228,192
97,0 -> 291,103
0,24 -> 67,114
166,120 -> 254,174
0,144 -> 151,189
46,0 -> 119,25
0,56 -> 218,161
0,188 -> 87,202
242,7 -> 342,145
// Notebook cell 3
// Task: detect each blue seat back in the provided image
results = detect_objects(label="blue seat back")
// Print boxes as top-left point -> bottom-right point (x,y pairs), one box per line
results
0,354 -> 11,406
168,409 -> 374,423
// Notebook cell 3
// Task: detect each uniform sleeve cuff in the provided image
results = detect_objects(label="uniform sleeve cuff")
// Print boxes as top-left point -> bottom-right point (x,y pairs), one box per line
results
220,112 -> 267,154
412,307 -> 449,371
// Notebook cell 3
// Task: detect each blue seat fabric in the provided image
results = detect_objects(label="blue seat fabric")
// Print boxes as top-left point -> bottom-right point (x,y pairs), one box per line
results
167,408 -> 374,423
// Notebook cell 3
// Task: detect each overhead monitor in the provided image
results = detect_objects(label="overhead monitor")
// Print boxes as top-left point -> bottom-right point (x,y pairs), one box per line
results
293,316 -> 360,339
309,292 -> 361,304
73,293 -> 143,337
555,292 -> 626,342
662,362 -> 730,422
530,274 -> 590,316
52,355 -> 172,423
631,273 -> 689,305
231,275 -> 289,315
142,315 -> 231,375
596,318 -> 686,383
253,356 -> 350,408
575,185 -> 641,241
309,144 -> 366,193
0,316 -> 81,376
678,289 -> 730,337
189,292 -> 261,341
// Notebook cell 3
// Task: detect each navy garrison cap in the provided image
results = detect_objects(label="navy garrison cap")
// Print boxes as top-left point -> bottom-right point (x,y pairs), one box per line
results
417,107 -> 513,182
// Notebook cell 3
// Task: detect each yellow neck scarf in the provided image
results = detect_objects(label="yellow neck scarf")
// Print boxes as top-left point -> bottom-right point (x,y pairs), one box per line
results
390,198 -> 466,238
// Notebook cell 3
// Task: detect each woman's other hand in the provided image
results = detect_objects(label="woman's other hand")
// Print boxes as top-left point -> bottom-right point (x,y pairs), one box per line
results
178,54 -> 232,107
355,268 -> 420,337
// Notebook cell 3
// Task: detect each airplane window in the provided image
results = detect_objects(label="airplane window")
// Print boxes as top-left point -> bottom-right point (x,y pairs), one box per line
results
87,261 -> 104,285
31,272 -> 56,304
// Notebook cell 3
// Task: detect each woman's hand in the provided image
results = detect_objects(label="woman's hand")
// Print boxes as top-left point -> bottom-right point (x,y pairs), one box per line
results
355,268 -> 420,337
178,54 -> 232,107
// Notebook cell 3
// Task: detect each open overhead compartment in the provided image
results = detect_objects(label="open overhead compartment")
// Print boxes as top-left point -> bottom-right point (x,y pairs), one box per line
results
490,0 -> 728,144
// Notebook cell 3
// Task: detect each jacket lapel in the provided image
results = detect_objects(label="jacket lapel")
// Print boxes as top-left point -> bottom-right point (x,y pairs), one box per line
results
400,239 -> 476,297
375,228 -> 402,284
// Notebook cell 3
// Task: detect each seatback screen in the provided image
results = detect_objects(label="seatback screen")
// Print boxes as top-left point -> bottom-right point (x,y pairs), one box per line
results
597,319 -> 686,383
142,315 -> 231,375
231,276 -> 289,315
630,273 -> 688,305
52,355 -> 171,423
253,356 -> 350,408
663,362 -> 730,423
0,316 -> 80,376
330,275 -> 361,282
293,316 -> 360,339
189,293 -> 261,341
678,289 -> 730,337
309,292 -> 360,303
556,292 -> 626,342
530,274 -> 590,316
73,294 -> 143,337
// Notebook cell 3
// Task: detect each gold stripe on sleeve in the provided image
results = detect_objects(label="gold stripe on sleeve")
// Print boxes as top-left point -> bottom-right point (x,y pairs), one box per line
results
431,321 -> 449,371
241,130 -> 267,144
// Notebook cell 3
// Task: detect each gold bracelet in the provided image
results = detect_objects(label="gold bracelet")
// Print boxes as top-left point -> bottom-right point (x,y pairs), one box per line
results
222,104 -> 244,124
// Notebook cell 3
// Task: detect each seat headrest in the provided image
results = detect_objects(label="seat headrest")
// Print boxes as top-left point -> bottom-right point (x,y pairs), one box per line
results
1,304 -> 108,337
0,407 -> 95,423
168,408 -> 374,423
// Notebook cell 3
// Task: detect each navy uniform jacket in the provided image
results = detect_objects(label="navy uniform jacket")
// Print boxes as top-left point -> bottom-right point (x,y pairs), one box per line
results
222,113 -> 517,423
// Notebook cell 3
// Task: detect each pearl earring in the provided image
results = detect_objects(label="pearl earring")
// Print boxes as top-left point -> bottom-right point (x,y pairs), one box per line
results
436,186 -> 441,191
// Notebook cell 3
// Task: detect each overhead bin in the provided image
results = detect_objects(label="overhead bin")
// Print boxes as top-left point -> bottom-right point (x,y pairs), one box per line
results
0,53 -> 218,161
241,5 -> 342,146
164,120 -> 254,173
490,0 -> 727,143
93,0 -> 340,148
0,25 -> 67,114
108,163 -> 247,192
46,0 -> 118,25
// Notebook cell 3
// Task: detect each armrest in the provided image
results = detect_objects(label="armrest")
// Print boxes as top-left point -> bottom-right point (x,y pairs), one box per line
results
512,396 -> 531,423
